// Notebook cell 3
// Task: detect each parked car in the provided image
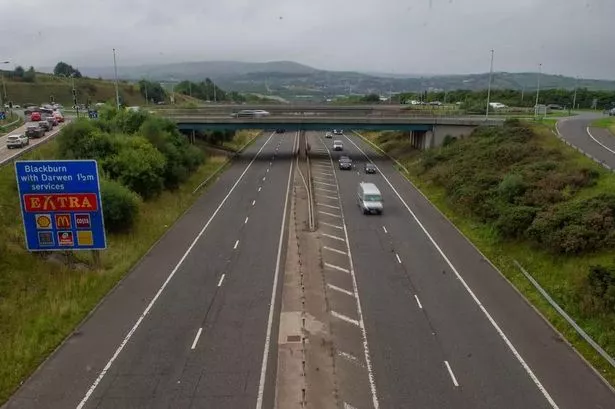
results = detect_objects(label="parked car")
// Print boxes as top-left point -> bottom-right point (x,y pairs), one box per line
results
38,120 -> 51,132
25,123 -> 45,138
6,133 -> 29,149
325,132 -> 333,138
333,140 -> 343,151
339,156 -> 352,170
364,163 -> 377,174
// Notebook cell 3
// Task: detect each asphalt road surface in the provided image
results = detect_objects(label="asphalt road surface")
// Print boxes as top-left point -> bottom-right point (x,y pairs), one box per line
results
0,121 -> 67,166
557,113 -> 615,169
316,130 -> 615,409
4,131 -> 295,409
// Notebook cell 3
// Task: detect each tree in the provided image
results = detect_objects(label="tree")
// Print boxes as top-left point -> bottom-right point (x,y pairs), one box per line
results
138,80 -> 166,103
13,66 -> 24,78
362,93 -> 381,103
23,66 -> 36,83
53,61 -> 82,78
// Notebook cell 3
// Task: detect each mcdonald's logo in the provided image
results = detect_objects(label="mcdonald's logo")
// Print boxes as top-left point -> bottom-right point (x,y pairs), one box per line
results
54,214 -> 72,229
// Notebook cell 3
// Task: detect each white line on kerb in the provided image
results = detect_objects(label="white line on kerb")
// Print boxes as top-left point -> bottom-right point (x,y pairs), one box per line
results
331,310 -> 360,327
319,210 -> 342,218
325,262 -> 350,273
233,240 -> 239,250
382,226 -> 388,233
321,233 -> 346,242
396,253 -> 402,264
255,132 -> 296,409
586,126 -> 615,154
75,131 -> 277,409
414,295 -> 423,309
245,216 -> 249,224
316,193 -> 338,200
338,351 -> 363,367
320,221 -> 343,230
346,132 -> 557,409
266,168 -> 269,173
315,186 -> 338,193
327,283 -> 355,297
444,361 -> 459,387
191,327 -> 203,350
314,180 -> 337,187
262,176 -> 266,181
217,274 -> 226,287
323,246 -> 347,255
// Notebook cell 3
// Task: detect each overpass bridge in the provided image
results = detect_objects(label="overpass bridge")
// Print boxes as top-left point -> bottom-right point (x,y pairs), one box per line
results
158,109 -> 504,149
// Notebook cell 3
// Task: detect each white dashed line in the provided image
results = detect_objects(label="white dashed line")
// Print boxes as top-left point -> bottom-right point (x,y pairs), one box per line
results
344,402 -> 358,409
338,351 -> 363,367
319,210 -> 342,218
444,361 -> 459,387
321,233 -> 346,242
320,221 -> 343,230
262,176 -> 266,181
244,216 -> 249,224
314,180 -> 337,187
217,274 -> 226,287
396,253 -> 402,264
328,283 -> 355,297
267,168 -> 270,173
190,327 -> 203,350
315,186 -> 338,193
323,246 -> 347,255
382,226 -> 388,233
316,171 -> 334,176
414,295 -> 423,309
318,202 -> 341,209
331,311 -> 360,327
258,186 -> 262,192
325,262 -> 350,273
234,240 -> 240,250
252,200 -> 256,206
316,193 -> 338,200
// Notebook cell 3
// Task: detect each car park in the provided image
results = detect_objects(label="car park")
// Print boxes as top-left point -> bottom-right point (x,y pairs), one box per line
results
364,163 -> 377,174
333,140 -> 343,151
6,133 -> 29,149
339,156 -> 352,170
25,123 -> 45,138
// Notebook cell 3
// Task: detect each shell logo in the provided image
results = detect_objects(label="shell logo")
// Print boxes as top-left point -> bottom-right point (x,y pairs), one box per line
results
35,214 -> 52,229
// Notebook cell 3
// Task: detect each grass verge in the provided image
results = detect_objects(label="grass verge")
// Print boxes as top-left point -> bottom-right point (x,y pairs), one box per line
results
0,115 -> 23,136
592,117 -> 615,135
0,135 -> 247,403
358,126 -> 615,387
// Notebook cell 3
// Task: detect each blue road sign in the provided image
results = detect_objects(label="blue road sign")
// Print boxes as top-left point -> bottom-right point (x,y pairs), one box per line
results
15,160 -> 107,251
88,110 -> 98,119
0,111 -> 6,120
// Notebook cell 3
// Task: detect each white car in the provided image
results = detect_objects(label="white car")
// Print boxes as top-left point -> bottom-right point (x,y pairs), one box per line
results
333,140 -> 343,151
6,133 -> 29,149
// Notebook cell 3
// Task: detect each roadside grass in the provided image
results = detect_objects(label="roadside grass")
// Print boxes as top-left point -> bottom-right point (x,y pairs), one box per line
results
222,130 -> 262,151
359,125 -> 615,387
0,134 -> 244,403
592,117 -> 615,134
0,114 -> 23,136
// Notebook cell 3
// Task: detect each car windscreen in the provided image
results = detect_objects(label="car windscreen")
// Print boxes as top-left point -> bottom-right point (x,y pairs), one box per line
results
365,194 -> 381,202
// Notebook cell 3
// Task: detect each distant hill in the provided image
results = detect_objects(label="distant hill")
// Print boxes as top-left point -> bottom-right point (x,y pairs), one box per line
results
43,60 -> 615,101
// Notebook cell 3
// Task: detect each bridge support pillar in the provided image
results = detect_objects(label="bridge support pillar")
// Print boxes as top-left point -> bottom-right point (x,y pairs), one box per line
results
298,130 -> 307,158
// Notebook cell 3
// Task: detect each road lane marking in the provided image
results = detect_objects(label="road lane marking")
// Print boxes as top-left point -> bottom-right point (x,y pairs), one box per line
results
234,240 -> 239,250
396,253 -> 402,264
314,180 -> 337,187
76,131 -> 278,409
245,216 -> 249,224
267,168 -> 270,173
324,246 -> 347,255
258,186 -> 262,192
320,221 -> 343,230
414,295 -> 423,309
328,283 -> 355,297
315,186 -> 338,193
316,193 -> 338,200
263,176 -> 266,181
344,402 -> 358,409
191,328 -> 203,350
444,361 -> 459,387
345,133 -> 556,409
325,262 -> 350,273
586,126 -> 615,154
316,171 -> 334,176
382,226 -> 388,233
338,351 -> 363,367
256,131 -> 296,409
252,200 -> 256,206
321,233 -> 346,242
331,311 -> 360,327
317,202 -> 340,209
217,274 -> 226,287
319,210 -> 342,218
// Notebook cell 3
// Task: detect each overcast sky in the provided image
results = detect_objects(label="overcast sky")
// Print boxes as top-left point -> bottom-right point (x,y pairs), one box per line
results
1,0 -> 613,79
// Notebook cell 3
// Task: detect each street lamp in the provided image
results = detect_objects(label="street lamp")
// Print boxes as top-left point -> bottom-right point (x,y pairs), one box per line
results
485,49 -> 494,120
113,48 -> 120,109
534,63 -> 542,118
1,60 -> 9,113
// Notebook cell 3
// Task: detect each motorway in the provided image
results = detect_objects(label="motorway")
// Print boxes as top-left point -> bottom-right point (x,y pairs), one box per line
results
4,127 -> 615,408
557,112 -> 615,169
0,121 -> 67,166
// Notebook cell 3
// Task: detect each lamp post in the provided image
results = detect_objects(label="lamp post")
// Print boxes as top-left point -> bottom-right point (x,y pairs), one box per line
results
534,63 -> 542,118
0,60 -> 9,114
485,49 -> 494,120
113,48 -> 120,109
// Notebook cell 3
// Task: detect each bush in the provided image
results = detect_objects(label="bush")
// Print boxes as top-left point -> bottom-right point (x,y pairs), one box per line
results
580,265 -> 615,314
497,174 -> 527,203
100,179 -> 140,232
442,135 -> 457,147
103,137 -> 167,199
495,205 -> 538,238
57,120 -> 117,160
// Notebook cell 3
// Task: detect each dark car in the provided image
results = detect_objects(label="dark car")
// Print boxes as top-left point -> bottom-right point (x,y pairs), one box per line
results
339,156 -> 352,170
364,163 -> 377,174
25,123 -> 45,138
43,115 -> 57,128
333,129 -> 343,135
38,120 -> 51,132
275,128 -> 286,133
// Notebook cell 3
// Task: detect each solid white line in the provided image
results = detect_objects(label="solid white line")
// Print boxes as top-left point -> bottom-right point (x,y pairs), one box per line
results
444,361 -> 459,387
76,131 -> 277,409
328,283 -> 355,297
323,246 -> 347,255
315,186 -> 338,193
262,176 -> 266,181
316,193 -> 338,200
190,327 -> 203,350
255,131 -> 296,409
396,253 -> 402,264
414,294 -> 423,309
245,216 -> 249,224
331,310 -> 360,327
343,402 -> 358,409
252,200 -> 256,206
319,210 -> 342,218
325,262 -> 350,273
338,351 -> 363,367
382,226 -> 388,233
316,171 -> 334,176
234,240 -> 239,250
321,233 -> 346,242
318,202 -> 340,209
258,186 -> 262,192
314,180 -> 337,187
320,221 -> 343,230
586,126 -> 615,154
217,274 -> 226,287
344,133 -> 557,408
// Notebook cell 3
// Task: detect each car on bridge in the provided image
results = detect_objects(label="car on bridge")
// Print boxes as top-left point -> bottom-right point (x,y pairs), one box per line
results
231,109 -> 271,118
333,140 -> 343,151
5,133 -> 29,149
339,156 -> 352,170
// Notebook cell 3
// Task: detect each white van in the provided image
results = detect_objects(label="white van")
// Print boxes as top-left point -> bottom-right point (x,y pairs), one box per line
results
357,182 -> 383,214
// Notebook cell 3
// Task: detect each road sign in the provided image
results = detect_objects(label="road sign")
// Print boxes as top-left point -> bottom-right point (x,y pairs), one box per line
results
88,110 -> 98,119
0,111 -> 5,120
15,160 -> 107,251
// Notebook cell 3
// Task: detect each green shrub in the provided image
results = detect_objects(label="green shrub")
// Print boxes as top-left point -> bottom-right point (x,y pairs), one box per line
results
580,265 -> 615,314
495,205 -> 538,238
442,135 -> 457,147
100,179 -> 140,232
497,174 -> 527,203
56,119 -> 116,160
103,137 -> 167,199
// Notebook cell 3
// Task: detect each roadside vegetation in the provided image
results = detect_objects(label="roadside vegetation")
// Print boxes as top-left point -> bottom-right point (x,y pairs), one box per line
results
361,120 -> 615,385
0,113 -> 23,135
592,117 -> 615,135
0,108 -> 260,403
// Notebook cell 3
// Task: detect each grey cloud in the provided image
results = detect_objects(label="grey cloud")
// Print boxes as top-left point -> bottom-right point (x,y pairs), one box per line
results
0,0 -> 613,79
